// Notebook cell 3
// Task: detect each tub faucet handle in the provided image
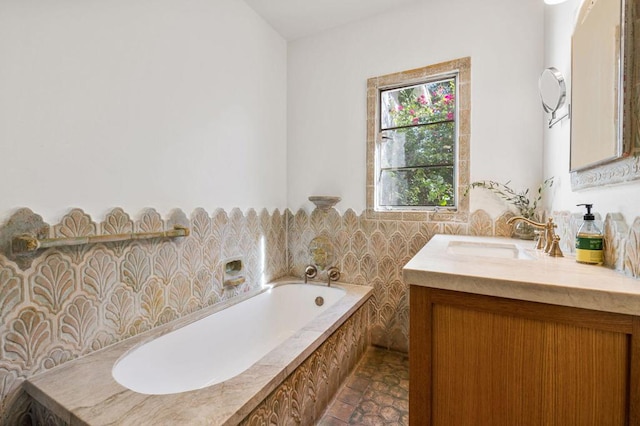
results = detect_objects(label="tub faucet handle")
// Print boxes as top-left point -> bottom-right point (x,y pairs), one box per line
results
327,267 -> 340,287
304,265 -> 317,283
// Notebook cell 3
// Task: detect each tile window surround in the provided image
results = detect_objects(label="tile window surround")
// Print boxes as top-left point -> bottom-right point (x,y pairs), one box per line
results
1,205 -> 640,424
366,57 -> 471,220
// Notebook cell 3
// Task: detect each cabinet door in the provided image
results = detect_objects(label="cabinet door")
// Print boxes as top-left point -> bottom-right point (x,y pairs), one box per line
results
410,286 -> 640,426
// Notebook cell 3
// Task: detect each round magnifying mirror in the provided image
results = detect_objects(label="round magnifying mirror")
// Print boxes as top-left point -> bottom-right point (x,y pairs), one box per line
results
539,67 -> 566,116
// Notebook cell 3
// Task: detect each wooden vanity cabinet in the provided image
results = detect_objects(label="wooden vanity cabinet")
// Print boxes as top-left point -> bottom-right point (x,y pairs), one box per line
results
410,286 -> 640,426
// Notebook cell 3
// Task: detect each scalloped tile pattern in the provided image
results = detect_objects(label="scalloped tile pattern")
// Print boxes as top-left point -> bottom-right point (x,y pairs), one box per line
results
291,208 -> 640,353
5,205 -> 640,424
287,208 -> 524,352
240,304 -> 369,426
0,207 -> 287,425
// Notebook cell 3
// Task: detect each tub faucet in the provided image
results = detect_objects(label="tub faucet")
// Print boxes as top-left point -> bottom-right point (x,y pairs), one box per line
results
304,265 -> 317,283
327,267 -> 340,287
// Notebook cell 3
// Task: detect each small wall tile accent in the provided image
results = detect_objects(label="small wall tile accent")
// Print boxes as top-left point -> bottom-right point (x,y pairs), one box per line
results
0,207 -> 287,425
604,213 -> 629,271
240,303 -> 370,425
624,217 -> 640,277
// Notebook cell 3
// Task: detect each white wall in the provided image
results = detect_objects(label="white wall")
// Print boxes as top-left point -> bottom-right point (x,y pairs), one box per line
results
0,0 -> 287,224
543,0 -> 640,221
287,0 -> 545,215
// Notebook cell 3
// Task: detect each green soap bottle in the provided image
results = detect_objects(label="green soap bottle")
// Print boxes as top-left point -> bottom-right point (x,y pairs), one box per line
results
575,203 -> 603,265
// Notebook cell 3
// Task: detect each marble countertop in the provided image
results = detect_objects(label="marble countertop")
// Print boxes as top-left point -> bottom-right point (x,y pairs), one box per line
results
403,234 -> 640,315
25,280 -> 372,426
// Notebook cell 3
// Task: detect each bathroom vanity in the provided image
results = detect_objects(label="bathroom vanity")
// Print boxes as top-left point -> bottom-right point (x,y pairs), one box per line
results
404,235 -> 640,426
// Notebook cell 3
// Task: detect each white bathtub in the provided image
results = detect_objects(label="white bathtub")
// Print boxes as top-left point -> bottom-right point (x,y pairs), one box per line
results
112,283 -> 346,395
26,280 -> 371,425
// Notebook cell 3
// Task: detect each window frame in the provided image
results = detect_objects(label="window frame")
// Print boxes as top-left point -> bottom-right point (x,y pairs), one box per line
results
366,57 -> 471,221
378,75 -> 458,209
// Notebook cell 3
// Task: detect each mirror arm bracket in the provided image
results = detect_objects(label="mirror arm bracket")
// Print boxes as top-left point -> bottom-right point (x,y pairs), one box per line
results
548,104 -> 571,128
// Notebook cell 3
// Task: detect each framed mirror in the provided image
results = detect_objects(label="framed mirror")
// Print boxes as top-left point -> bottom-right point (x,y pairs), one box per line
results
570,0 -> 639,188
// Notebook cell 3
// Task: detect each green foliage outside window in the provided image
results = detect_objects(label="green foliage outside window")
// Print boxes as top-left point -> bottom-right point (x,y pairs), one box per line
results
380,79 -> 456,207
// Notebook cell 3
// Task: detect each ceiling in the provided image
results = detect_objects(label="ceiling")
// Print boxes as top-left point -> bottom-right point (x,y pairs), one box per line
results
243,0 -> 421,41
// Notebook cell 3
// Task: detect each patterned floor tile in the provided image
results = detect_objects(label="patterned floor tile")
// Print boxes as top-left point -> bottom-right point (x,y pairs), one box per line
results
318,346 -> 409,425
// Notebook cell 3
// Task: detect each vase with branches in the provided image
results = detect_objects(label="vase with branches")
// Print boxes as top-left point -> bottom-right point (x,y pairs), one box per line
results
467,177 -> 554,239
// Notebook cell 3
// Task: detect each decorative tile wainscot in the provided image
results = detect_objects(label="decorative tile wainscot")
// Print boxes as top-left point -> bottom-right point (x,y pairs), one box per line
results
3,205 -> 639,424
0,207 -> 287,424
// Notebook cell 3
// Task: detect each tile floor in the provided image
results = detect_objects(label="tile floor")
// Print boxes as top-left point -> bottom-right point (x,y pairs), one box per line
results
318,346 -> 409,425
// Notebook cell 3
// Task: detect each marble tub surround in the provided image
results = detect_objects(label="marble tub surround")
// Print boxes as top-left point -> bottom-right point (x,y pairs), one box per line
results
403,234 -> 640,315
26,281 -> 372,425
240,301 -> 370,425
0,207 -> 288,424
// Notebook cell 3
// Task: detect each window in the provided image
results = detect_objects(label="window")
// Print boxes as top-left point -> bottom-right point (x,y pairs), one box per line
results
367,58 -> 470,217
379,78 -> 456,208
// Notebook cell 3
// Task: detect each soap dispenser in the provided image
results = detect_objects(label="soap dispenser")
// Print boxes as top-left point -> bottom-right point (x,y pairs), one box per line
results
575,204 -> 603,265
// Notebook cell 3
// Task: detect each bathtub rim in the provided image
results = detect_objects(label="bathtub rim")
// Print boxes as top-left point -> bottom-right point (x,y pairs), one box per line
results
24,278 -> 372,426
110,280 -> 347,368
110,281 -> 349,395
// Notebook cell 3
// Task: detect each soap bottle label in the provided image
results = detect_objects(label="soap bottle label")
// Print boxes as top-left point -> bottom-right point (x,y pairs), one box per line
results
575,236 -> 603,264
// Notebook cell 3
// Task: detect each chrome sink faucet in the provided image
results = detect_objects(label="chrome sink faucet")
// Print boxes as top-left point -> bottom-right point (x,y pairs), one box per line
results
507,216 -> 563,257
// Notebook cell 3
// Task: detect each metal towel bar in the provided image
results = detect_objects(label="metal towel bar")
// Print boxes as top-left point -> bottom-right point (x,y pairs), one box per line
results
11,225 -> 189,254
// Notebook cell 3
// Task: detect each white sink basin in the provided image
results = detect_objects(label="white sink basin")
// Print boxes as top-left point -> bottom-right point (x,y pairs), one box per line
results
446,240 -> 534,260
